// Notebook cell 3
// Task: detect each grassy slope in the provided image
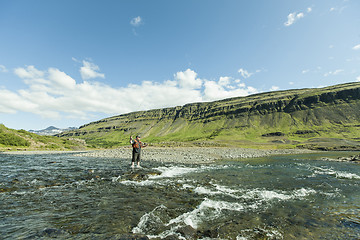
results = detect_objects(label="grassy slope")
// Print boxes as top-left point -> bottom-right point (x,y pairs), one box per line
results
0,124 -> 86,151
58,82 -> 360,149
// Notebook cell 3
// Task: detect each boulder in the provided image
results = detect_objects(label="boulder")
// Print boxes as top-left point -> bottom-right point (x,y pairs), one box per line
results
121,169 -> 161,181
110,233 -> 149,240
349,154 -> 360,162
176,225 -> 197,239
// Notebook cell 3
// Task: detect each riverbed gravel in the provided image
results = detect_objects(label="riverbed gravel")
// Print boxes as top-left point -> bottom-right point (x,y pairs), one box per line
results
73,147 -> 314,163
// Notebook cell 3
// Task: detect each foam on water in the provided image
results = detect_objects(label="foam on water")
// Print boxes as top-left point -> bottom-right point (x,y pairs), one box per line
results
166,198 -> 256,229
119,179 -> 157,186
193,181 -> 317,202
150,166 -> 198,179
133,196 -> 287,239
111,175 -> 122,182
193,185 -> 240,199
295,162 -> 360,180
313,166 -> 360,179
335,171 -> 360,179
244,188 -> 317,201
115,165 -> 229,187
150,165 -> 224,179
132,205 -> 167,234
133,197 -> 267,239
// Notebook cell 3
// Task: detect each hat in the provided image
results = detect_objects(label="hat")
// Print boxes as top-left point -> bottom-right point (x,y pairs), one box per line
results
136,135 -> 141,138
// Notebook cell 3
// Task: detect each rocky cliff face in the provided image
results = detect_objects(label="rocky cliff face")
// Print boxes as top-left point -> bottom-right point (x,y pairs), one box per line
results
58,82 -> 360,148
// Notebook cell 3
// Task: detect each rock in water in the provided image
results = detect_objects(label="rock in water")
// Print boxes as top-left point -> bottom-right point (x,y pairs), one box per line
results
350,154 -> 360,162
176,225 -> 197,239
121,168 -> 162,181
110,233 -> 149,240
26,228 -> 69,238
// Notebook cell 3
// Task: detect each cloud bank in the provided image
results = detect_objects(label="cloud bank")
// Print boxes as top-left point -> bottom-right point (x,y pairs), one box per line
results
0,63 -> 259,120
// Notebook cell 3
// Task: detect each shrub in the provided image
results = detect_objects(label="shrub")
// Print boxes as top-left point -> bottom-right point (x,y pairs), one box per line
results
0,130 -> 30,146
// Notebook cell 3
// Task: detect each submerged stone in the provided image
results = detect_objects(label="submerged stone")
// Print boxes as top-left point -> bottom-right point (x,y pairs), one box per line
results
121,169 -> 162,181
110,233 -> 149,240
26,228 -> 70,239
176,225 -> 197,239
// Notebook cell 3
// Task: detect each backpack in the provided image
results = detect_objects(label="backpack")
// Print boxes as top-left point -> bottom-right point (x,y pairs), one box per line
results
132,140 -> 141,149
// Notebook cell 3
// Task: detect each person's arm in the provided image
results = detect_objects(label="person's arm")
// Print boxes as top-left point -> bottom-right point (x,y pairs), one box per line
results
130,136 -> 134,144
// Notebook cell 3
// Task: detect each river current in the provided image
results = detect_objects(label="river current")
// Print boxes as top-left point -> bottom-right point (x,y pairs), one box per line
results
1,151 -> 359,239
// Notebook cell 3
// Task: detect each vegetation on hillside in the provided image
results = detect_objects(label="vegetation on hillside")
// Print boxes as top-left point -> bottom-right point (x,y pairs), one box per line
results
57,82 -> 360,150
0,127 -> 30,147
0,124 -> 86,151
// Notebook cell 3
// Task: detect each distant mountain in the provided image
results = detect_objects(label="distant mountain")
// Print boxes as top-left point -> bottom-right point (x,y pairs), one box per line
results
29,126 -> 77,136
58,82 -> 360,150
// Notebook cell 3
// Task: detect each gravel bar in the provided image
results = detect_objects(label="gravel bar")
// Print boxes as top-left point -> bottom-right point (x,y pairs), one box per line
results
73,147 -> 314,163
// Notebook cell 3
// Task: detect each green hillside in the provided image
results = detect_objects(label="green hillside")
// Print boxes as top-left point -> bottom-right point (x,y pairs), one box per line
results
59,82 -> 360,150
0,124 -> 86,151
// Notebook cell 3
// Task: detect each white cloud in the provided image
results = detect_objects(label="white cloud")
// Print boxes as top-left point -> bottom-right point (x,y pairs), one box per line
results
353,44 -> 360,50
284,12 -> 303,26
48,68 -> 76,90
130,16 -> 142,27
0,88 -> 37,114
333,69 -> 344,75
356,76 -> 360,82
0,65 -> 8,72
219,77 -> 231,86
174,69 -> 202,89
14,65 -> 44,79
296,12 -> 304,19
238,68 -> 253,79
329,6 -> 347,13
1,66 -> 259,120
80,60 -> 105,80
284,7 -> 311,26
324,69 -> 344,77
72,57 -> 81,63
203,77 -> 257,101
270,86 -> 280,91
302,69 -> 310,74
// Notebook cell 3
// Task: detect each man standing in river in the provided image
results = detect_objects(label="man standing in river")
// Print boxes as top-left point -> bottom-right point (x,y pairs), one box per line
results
130,135 -> 147,168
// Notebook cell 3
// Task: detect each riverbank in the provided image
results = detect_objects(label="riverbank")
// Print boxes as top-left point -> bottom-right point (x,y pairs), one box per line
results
73,147 -> 315,163
1,150 -> 88,155
5,147 -> 359,164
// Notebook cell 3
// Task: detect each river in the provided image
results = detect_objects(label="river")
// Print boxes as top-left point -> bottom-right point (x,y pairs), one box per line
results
0,151 -> 359,239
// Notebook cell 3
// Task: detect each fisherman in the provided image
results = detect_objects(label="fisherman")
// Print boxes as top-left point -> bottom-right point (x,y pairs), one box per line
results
130,135 -> 147,168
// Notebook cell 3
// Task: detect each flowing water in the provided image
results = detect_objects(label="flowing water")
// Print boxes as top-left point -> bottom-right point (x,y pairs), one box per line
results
1,151 -> 360,239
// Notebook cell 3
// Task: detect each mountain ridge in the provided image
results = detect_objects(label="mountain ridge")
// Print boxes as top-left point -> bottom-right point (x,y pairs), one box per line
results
58,82 -> 360,149
29,126 -> 77,136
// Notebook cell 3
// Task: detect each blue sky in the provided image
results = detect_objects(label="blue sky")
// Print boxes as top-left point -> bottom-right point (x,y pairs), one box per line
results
0,0 -> 359,130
